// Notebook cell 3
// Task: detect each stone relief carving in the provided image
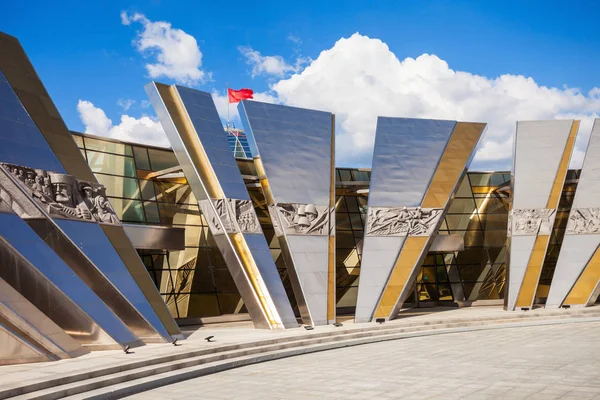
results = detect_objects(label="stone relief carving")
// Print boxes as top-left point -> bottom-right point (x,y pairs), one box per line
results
1,163 -> 120,225
199,198 -> 262,236
511,208 -> 556,236
366,206 -> 443,237
229,199 -> 262,234
271,203 -> 330,236
566,208 -> 600,234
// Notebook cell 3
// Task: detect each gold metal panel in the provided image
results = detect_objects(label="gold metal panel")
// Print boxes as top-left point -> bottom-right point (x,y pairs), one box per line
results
422,122 -> 486,208
546,120 -> 579,209
515,235 -> 550,308
565,244 -> 600,305
374,237 -> 428,318
327,114 -> 336,322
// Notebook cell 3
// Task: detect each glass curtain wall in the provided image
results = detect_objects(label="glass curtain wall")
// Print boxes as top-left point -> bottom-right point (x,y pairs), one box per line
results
73,132 -> 244,319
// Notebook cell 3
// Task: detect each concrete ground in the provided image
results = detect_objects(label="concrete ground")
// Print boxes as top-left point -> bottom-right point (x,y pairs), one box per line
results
129,320 -> 600,400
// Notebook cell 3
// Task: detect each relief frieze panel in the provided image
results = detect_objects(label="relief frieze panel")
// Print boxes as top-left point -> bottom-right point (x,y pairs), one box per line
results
199,198 -> 262,235
1,163 -> 120,225
510,208 -> 556,236
365,206 -> 443,237
566,208 -> 600,234
270,203 -> 330,236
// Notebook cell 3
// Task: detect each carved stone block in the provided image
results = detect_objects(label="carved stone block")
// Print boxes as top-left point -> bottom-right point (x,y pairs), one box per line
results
199,198 -> 262,236
510,208 -> 556,236
271,203 -> 330,236
1,163 -> 120,225
366,206 -> 443,237
566,208 -> 600,234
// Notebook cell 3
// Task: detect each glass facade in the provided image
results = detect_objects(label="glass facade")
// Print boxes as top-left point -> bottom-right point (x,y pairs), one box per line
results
73,132 -> 244,319
227,129 -> 252,159
74,131 -> 584,319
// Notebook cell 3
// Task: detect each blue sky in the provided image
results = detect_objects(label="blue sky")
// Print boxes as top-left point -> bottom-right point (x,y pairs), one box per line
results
2,0 -> 599,169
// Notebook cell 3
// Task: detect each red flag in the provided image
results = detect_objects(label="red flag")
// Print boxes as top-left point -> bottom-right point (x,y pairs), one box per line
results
228,88 -> 254,103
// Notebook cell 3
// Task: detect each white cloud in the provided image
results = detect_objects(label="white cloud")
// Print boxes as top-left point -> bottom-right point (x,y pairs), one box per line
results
238,46 -> 308,78
117,98 -> 135,111
265,33 -> 600,170
77,100 -> 169,147
121,11 -> 207,85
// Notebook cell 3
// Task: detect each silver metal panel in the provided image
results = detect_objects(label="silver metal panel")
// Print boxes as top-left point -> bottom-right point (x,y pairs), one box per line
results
239,100 -> 333,206
368,118 -> 456,207
285,235 -> 329,325
0,70 -> 65,173
146,83 -> 294,329
0,277 -> 87,359
123,224 -> 185,250
0,322 -> 49,366
56,220 -> 170,340
429,235 -> 465,252
572,120 -> 600,209
506,236 -> 537,310
0,213 -> 140,348
175,86 -> 250,201
512,120 -> 573,209
546,234 -> 600,308
354,236 -> 406,323
243,234 -> 297,328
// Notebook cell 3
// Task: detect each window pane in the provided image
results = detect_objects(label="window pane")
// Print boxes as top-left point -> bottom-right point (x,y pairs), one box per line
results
153,181 -> 195,204
95,174 -> 140,199
148,148 -> 179,171
72,134 -> 84,148
108,198 -> 145,222
447,198 -> 476,214
144,202 -> 161,223
84,136 -> 133,156
133,146 -> 151,170
158,203 -> 201,225
139,179 -> 156,200
87,151 -> 136,177
446,214 -> 481,230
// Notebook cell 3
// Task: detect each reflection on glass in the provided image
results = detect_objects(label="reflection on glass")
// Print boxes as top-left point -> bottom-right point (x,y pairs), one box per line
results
87,150 -> 136,177
84,136 -> 133,156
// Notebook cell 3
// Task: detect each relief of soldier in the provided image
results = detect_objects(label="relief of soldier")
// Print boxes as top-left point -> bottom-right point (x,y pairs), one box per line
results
2,163 -> 120,225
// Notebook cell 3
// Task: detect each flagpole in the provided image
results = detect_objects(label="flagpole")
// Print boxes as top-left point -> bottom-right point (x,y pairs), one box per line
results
226,82 -> 230,134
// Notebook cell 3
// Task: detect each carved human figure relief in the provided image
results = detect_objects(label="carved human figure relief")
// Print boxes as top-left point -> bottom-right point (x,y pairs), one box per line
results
1,163 -> 120,225
366,206 -> 443,237
272,203 -> 330,236
511,208 -> 556,236
566,208 -> 600,234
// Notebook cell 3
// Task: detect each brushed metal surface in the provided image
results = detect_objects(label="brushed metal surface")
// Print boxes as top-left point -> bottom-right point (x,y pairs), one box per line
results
546,234 -> 600,308
0,213 -> 141,348
368,117 -> 456,207
354,236 -> 406,323
123,224 -> 185,251
239,100 -> 333,206
0,278 -> 87,360
0,322 -> 49,366
506,235 -> 537,310
512,120 -> 573,209
56,219 -> 170,340
146,83 -> 292,329
240,100 -> 334,325
0,70 -> 65,173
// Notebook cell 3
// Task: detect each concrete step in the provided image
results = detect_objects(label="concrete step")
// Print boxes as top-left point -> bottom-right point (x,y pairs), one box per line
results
6,309 -> 600,400
66,316 -> 600,400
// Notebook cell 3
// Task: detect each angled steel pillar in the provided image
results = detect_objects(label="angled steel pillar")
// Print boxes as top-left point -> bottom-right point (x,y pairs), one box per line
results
506,120 -> 578,311
355,118 -> 486,322
0,278 -> 87,363
145,83 -> 297,329
547,119 -> 600,308
0,32 -> 182,341
239,100 -> 336,326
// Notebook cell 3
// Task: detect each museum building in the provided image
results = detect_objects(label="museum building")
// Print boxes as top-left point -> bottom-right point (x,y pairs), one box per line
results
0,31 -> 599,364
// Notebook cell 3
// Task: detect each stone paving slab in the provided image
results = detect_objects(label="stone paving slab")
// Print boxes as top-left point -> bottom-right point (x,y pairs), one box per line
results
0,306 -> 598,395
130,320 -> 600,400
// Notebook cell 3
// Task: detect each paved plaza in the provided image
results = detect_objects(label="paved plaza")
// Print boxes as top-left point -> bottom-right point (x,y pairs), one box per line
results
130,320 -> 600,400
